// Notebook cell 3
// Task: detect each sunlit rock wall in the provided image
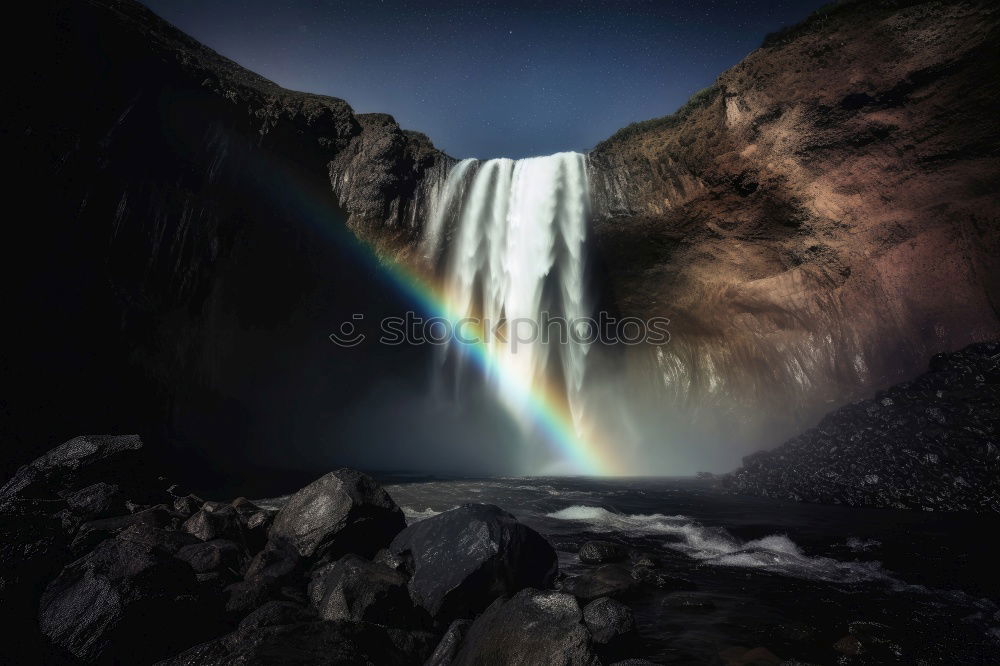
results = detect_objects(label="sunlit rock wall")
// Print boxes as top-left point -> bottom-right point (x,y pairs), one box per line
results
586,0 -> 1000,465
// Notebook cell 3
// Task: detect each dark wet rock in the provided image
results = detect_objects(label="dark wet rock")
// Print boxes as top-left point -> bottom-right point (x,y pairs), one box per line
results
223,537 -> 302,614
833,635 -> 862,656
71,503 -> 183,553
176,539 -> 246,575
1,435 -> 160,609
308,554 -> 419,625
389,503 -> 558,622
54,508 -> 82,534
182,506 -> 246,543
726,343 -> 1000,511
246,509 -> 273,530
583,597 -> 635,644
231,496 -> 262,518
631,566 -> 697,591
247,536 -> 301,581
117,522 -> 202,554
173,494 -> 205,517
0,435 -> 147,508
0,500 -> 70,642
561,565 -> 638,602
270,469 -> 405,561
384,627 -> 439,662
156,618 -> 428,665
236,599 -> 315,632
223,577 -> 281,615
373,546 -> 408,572
425,619 -> 472,666
39,523 -> 215,663
451,588 -> 599,665
579,540 -> 629,564
64,481 -> 124,519
608,660 -> 660,666
631,554 -> 659,569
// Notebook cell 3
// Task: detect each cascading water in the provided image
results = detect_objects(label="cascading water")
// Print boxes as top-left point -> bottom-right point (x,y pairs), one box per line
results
423,152 -> 594,470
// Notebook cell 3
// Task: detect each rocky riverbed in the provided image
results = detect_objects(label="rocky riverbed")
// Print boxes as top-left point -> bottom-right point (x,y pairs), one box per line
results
4,435 -> 999,664
1,436 -> 651,664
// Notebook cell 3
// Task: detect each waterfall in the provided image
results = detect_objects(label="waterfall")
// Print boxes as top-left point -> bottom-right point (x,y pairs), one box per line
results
424,152 -> 593,453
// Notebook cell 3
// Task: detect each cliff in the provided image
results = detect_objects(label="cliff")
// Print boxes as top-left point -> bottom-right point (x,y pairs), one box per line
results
2,0 -> 449,482
586,0 -> 1000,456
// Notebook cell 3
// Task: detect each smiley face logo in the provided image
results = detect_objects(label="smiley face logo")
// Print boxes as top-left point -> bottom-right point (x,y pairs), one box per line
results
329,314 -> 366,347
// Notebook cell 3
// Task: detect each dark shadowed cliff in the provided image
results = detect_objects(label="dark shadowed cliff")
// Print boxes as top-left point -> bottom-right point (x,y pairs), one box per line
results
2,0 -> 456,486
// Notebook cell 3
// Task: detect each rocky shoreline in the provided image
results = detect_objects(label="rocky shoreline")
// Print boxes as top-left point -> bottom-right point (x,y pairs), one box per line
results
2,437 -> 658,665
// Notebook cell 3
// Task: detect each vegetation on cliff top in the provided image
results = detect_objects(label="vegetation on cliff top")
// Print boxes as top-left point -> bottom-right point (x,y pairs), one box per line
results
592,84 -> 720,152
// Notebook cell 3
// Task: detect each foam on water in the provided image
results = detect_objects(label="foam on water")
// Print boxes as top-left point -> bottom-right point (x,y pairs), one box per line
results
546,505 -> 890,584
401,506 -> 447,523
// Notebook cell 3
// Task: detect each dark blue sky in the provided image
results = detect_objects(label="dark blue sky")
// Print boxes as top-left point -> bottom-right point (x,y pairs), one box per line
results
141,0 -> 827,159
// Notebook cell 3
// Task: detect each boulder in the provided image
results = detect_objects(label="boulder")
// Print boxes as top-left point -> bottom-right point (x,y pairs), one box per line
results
0,434 -> 147,508
115,521 -> 202,554
246,537 -> 301,581
64,481 -> 124,519
223,577 -> 283,616
38,524 -> 212,663
223,537 -> 302,614
425,619 -> 472,666
373,547 -> 407,572
578,540 -> 629,564
631,566 -> 696,591
230,497 -> 262,518
583,597 -> 635,644
308,554 -> 419,626
176,539 -> 246,575
269,469 -> 405,560
389,504 -> 557,622
236,600 -> 314,632
173,494 -> 204,517
71,503 -> 183,553
182,506 -> 246,543
561,565 -> 637,602
451,588 -> 599,665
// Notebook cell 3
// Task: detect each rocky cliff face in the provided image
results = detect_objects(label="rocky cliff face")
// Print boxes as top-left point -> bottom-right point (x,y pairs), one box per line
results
586,0 -> 1000,456
3,0 -> 450,482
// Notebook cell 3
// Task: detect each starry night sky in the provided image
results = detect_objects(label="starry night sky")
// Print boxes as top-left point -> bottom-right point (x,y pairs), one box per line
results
141,0 -> 828,159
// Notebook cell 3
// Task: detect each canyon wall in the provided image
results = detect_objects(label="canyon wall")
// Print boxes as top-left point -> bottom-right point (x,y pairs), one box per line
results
3,0 -> 451,485
586,0 -> 1000,462
5,0 -> 998,479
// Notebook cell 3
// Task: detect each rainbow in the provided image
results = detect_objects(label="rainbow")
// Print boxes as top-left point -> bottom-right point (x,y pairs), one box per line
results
374,258 -> 625,476
248,144 -> 623,476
